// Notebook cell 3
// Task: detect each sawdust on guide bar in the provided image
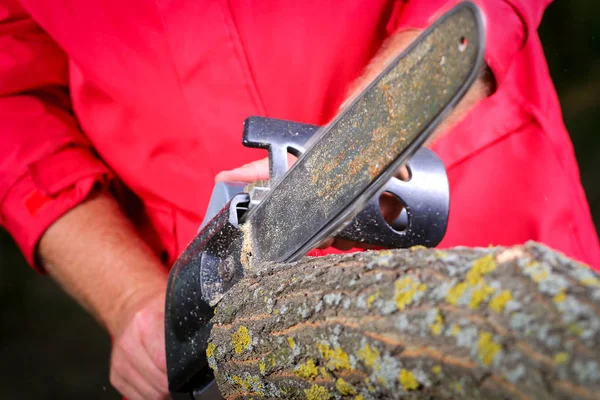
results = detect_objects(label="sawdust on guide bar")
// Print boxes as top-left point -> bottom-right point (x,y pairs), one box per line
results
242,6 -> 482,265
240,222 -> 254,270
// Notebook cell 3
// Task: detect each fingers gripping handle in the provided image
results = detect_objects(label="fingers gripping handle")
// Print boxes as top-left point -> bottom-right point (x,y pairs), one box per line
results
242,116 -> 449,248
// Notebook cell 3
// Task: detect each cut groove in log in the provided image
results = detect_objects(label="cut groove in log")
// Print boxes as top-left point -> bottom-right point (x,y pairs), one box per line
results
206,242 -> 600,399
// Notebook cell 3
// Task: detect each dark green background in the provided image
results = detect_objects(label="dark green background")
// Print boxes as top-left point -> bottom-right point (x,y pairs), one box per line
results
1,2 -> 598,398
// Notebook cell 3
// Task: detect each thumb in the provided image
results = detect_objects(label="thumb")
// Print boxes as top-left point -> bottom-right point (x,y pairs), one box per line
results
214,158 -> 270,183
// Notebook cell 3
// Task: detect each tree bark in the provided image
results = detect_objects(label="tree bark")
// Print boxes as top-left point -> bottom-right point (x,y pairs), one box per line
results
206,242 -> 600,399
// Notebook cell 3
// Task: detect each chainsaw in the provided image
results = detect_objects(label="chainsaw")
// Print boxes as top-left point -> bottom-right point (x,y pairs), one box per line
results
165,2 -> 485,398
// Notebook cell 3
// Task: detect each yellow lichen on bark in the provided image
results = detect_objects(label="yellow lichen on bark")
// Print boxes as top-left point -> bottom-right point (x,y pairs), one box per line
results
489,290 -> 512,313
206,342 -> 216,358
304,384 -> 331,400
232,374 -> 263,394
295,359 -> 318,380
447,282 -> 468,305
232,326 -> 251,354
478,331 -> 501,366
335,378 -> 357,395
581,277 -> 600,287
317,343 -> 352,371
466,255 -> 497,284
450,324 -> 461,336
399,369 -> 419,391
364,378 -> 376,393
394,276 -> 427,310
429,308 -> 444,335
554,352 -> 569,365
469,281 -> 495,309
532,270 -> 549,283
357,343 -> 380,369
367,291 -> 381,308
447,254 -> 498,308
553,290 -> 567,304
288,337 -> 296,349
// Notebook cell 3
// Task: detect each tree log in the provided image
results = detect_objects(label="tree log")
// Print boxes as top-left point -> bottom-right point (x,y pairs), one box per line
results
206,242 -> 600,399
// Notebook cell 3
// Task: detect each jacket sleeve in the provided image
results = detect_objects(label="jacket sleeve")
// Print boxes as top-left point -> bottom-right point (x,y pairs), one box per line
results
0,1 -> 111,269
386,0 -> 553,84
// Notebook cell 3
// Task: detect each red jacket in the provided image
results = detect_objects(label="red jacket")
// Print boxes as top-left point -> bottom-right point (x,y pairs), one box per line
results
1,0 -> 599,269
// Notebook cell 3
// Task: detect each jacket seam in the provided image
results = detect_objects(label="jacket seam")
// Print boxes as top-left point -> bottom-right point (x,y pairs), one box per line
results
441,84 -> 533,170
151,1 -> 211,173
220,0 -> 268,116
151,1 -> 205,250
444,118 -> 531,172
532,113 -> 592,263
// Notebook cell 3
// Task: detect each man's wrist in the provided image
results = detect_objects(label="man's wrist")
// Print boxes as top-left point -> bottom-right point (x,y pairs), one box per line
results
109,277 -> 167,337
37,190 -> 168,337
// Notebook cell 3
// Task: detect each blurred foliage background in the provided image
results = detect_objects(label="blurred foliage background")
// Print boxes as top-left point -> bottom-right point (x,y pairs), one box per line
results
0,2 -> 598,398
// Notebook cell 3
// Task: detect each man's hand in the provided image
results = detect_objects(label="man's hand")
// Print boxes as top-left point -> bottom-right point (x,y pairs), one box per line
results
37,192 -> 170,399
110,295 -> 168,400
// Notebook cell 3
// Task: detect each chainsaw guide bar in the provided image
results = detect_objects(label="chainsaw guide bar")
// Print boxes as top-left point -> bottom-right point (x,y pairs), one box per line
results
245,3 -> 485,265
